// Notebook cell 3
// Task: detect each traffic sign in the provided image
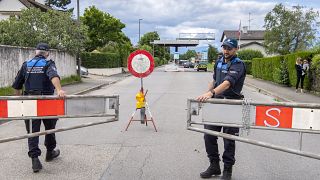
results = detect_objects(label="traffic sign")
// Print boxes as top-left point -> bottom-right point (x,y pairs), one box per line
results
127,50 -> 154,78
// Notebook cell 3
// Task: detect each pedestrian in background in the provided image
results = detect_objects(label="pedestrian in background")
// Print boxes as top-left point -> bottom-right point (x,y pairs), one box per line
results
197,38 -> 246,180
12,43 -> 65,173
295,57 -> 303,93
301,59 -> 310,93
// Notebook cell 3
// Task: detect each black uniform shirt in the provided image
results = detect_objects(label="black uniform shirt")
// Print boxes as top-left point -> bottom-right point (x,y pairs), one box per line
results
12,55 -> 59,94
213,56 -> 246,99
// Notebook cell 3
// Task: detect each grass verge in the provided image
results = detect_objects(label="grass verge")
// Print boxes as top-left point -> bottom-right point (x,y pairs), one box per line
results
0,75 -> 81,96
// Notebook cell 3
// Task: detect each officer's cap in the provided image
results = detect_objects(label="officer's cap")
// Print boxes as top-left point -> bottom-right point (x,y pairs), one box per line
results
221,38 -> 238,49
36,43 -> 50,51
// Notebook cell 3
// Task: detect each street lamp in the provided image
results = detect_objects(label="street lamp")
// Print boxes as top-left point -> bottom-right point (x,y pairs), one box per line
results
138,18 -> 143,45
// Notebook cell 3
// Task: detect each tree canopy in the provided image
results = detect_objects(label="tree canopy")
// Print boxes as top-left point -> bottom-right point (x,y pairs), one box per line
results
45,0 -> 71,10
180,49 -> 197,60
82,6 -> 127,51
0,8 -> 87,53
264,4 -> 319,55
237,49 -> 264,60
207,45 -> 219,63
139,31 -> 170,60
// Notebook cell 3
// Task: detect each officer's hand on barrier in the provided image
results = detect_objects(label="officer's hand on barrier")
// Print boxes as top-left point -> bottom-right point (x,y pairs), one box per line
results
196,91 -> 213,102
57,89 -> 66,98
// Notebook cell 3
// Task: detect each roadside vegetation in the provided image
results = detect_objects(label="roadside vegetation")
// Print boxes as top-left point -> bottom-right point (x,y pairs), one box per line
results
0,75 -> 81,96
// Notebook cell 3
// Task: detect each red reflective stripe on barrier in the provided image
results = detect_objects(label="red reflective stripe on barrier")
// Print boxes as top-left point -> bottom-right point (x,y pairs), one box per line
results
0,100 -> 8,118
256,106 -> 293,128
37,100 -> 65,116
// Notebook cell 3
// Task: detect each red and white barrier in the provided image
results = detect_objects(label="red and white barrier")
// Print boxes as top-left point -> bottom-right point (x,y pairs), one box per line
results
0,99 -> 64,118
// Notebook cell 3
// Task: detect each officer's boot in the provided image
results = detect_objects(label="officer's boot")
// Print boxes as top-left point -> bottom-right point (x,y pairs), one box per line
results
221,165 -> 233,180
32,157 -> 42,173
45,149 -> 60,162
200,161 -> 221,178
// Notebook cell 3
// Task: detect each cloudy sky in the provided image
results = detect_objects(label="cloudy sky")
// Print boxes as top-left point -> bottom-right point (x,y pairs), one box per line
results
68,0 -> 320,52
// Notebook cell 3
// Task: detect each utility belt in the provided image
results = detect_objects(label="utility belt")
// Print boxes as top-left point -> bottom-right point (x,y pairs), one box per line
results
24,90 -> 54,95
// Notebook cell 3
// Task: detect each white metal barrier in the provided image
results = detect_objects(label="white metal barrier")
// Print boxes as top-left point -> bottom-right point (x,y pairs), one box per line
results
0,95 -> 119,144
187,98 -> 320,160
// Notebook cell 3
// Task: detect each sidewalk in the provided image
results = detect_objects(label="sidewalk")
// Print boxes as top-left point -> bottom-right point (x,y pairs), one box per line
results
245,75 -> 320,103
61,73 -> 130,95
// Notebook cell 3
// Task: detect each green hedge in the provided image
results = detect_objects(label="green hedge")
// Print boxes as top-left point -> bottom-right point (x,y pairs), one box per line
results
252,56 -> 282,81
252,51 -> 320,92
81,52 -> 121,68
311,54 -> 320,92
283,51 -> 314,90
243,60 -> 252,75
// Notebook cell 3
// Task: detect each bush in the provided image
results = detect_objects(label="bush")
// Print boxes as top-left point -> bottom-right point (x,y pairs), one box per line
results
237,49 -> 264,61
272,60 -> 289,85
243,60 -> 252,74
252,56 -> 282,81
311,54 -> 320,91
81,52 -> 121,68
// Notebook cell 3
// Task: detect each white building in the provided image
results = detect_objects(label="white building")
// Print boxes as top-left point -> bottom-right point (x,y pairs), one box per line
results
0,0 -> 49,21
220,27 -> 271,57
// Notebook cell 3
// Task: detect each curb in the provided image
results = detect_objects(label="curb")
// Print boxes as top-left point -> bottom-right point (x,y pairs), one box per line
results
73,74 -> 131,95
244,82 -> 293,102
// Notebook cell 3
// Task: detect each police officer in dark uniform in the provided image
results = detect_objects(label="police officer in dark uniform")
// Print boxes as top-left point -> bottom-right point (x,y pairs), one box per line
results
12,43 -> 66,173
197,38 -> 246,180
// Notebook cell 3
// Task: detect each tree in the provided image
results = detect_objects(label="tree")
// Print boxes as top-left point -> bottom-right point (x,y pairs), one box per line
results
139,31 -> 159,47
139,31 -> 169,61
237,49 -> 264,60
45,0 -> 71,10
82,6 -> 126,51
184,50 -> 197,60
0,8 -> 87,53
264,4 -> 319,55
208,45 -> 219,63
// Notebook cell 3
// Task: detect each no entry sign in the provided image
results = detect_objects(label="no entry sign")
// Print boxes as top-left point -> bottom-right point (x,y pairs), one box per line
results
127,50 -> 154,78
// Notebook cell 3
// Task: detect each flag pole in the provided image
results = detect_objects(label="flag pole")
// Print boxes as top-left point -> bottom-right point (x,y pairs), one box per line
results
238,20 -> 241,50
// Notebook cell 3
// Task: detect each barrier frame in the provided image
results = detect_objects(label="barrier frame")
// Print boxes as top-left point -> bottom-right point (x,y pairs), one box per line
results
0,95 -> 119,144
187,98 -> 320,160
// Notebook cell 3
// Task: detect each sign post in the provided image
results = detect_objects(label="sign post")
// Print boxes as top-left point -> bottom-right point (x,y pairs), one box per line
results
126,50 -> 157,131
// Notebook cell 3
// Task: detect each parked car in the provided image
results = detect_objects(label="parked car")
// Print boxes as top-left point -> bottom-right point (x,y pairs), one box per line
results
194,62 -> 207,71
164,64 -> 179,72
178,60 -> 188,67
76,66 -> 89,76
183,62 -> 194,68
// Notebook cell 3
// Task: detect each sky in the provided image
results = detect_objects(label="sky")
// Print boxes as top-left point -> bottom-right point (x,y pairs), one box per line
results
67,0 -> 320,54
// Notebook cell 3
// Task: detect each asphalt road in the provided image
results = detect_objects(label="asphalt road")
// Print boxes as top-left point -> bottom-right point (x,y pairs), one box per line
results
0,67 -> 319,180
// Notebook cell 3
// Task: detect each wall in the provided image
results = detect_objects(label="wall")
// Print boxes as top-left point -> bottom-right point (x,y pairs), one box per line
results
0,45 -> 77,88
0,0 -> 26,20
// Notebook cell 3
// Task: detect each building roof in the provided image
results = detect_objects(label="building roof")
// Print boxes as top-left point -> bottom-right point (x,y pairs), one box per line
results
220,30 -> 265,42
19,0 -> 51,11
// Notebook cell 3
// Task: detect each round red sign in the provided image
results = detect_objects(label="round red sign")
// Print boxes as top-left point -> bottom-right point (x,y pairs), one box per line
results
127,50 -> 154,78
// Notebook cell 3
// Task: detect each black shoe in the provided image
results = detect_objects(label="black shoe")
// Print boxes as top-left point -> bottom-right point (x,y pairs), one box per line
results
200,161 -> 221,178
45,149 -> 60,162
221,166 -> 233,180
32,157 -> 42,173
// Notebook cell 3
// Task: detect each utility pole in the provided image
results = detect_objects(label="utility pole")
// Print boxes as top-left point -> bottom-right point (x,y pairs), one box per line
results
138,19 -> 143,44
76,0 -> 81,76
138,18 -> 143,45
248,12 -> 253,30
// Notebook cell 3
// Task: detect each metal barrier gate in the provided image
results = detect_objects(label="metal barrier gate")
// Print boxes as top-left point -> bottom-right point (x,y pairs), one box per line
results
0,95 -> 119,144
187,99 -> 320,160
